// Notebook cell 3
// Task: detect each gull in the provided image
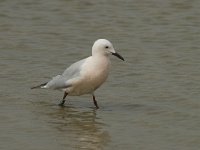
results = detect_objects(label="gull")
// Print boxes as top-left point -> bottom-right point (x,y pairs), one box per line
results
31,39 -> 124,108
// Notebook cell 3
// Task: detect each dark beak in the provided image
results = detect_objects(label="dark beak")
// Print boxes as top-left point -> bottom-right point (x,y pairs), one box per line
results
112,52 -> 125,61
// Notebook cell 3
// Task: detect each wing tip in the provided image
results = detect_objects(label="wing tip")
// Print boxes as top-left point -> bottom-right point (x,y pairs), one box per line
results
31,82 -> 48,89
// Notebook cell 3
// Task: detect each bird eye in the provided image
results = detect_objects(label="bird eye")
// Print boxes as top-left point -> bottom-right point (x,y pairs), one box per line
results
105,46 -> 109,49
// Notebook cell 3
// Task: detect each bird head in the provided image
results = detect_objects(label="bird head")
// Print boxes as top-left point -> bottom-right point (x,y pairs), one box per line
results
92,39 -> 124,61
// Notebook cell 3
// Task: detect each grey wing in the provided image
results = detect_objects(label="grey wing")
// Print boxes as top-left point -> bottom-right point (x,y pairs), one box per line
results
45,75 -> 71,89
62,58 -> 86,79
45,58 -> 87,89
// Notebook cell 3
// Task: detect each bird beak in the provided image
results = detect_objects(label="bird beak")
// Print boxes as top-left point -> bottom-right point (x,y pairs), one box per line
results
112,52 -> 125,61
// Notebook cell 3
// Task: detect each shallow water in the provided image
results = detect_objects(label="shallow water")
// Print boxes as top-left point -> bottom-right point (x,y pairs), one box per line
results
0,0 -> 200,149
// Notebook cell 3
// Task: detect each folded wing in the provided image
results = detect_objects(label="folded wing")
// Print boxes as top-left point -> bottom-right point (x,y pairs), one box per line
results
44,58 -> 87,90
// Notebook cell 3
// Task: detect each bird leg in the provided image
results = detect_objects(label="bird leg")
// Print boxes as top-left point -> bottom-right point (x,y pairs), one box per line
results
92,94 -> 99,109
59,92 -> 68,106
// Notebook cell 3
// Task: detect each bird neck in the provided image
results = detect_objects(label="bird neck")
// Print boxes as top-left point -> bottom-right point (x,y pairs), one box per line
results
92,52 -> 110,60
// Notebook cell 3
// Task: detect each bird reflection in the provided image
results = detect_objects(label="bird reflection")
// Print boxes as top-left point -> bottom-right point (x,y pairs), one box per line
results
44,105 -> 110,149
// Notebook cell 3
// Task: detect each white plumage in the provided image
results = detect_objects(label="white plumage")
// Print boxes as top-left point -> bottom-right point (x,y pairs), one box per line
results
32,39 -> 124,108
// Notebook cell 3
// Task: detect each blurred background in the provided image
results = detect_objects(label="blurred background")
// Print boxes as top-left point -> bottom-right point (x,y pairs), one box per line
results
0,0 -> 200,149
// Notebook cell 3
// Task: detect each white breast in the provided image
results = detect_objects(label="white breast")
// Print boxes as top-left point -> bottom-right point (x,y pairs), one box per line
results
67,56 -> 111,96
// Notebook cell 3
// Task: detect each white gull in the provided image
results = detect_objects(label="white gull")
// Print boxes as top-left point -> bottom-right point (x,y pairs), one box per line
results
31,39 -> 124,108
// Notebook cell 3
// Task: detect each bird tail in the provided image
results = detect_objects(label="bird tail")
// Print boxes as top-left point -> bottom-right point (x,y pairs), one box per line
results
31,82 -> 48,89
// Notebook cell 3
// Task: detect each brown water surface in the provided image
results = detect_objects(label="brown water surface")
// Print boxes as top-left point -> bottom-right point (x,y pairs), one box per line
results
0,0 -> 200,149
